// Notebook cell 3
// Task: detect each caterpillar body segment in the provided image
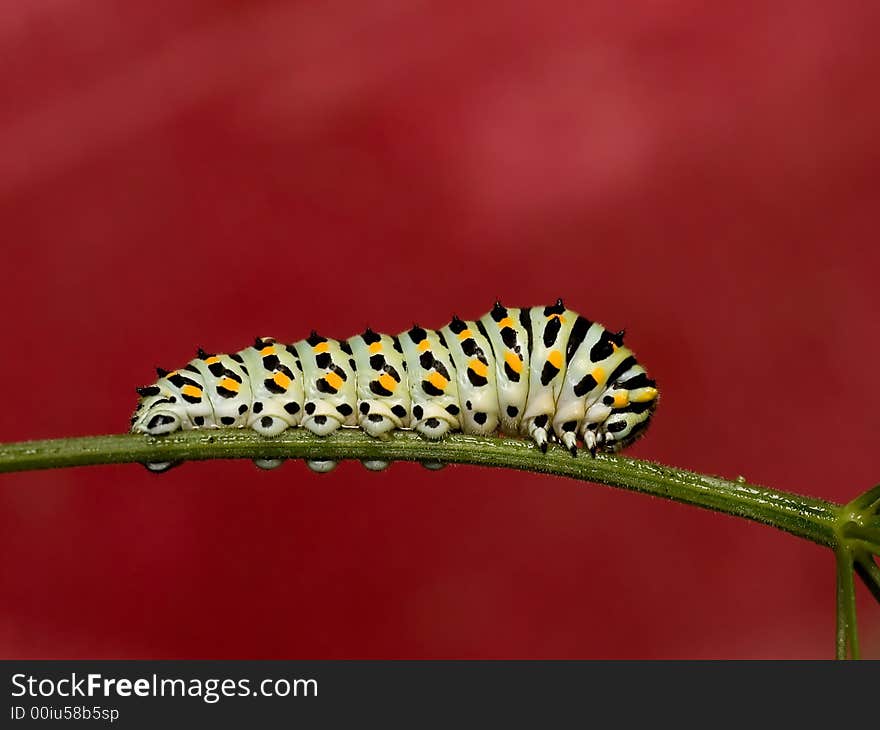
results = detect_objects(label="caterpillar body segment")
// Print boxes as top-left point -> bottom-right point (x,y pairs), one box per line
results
398,325 -> 462,440
349,329 -> 411,439
440,316 -> 500,437
239,338 -> 305,437
131,301 -> 659,472
520,302 -> 578,452
478,304 -> 530,436
296,332 -> 357,436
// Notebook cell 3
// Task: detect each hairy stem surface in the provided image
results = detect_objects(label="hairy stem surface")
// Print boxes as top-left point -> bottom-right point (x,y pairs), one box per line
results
0,430 -> 840,547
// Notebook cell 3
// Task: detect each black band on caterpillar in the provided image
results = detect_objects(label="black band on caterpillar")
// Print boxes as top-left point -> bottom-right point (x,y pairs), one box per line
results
131,302 -> 659,472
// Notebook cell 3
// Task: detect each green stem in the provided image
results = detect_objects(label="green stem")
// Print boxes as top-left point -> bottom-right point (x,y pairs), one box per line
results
847,483 -> 880,513
841,524 -> 880,553
1,430 -> 875,659
854,553 -> 880,605
0,430 -> 840,547
836,547 -> 860,660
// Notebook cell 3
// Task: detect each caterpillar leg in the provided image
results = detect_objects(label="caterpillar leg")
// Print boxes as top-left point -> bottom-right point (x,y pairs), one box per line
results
254,458 -> 285,470
250,414 -> 291,437
361,413 -> 399,438
144,460 -> 180,473
560,429 -> 578,457
303,413 -> 343,437
307,459 -> 337,473
356,397 -> 408,439
361,459 -> 389,471
583,426 -> 598,455
414,414 -> 455,440
524,414 -> 552,453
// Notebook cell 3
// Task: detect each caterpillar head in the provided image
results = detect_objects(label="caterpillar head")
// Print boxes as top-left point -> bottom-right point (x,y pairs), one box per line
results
585,394 -> 659,453
131,387 -> 183,436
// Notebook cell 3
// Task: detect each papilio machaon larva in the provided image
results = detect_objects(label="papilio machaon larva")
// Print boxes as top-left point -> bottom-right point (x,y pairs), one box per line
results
131,301 -> 659,472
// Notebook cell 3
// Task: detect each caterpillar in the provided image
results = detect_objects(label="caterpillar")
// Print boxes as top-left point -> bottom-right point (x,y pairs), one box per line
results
131,300 -> 659,472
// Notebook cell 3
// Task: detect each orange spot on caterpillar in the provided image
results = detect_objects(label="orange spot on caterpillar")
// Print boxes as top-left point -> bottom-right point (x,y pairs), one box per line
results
427,371 -> 448,390
469,359 -> 488,377
325,371 -> 344,391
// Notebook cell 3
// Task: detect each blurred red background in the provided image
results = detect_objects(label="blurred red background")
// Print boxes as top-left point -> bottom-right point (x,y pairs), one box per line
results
1,1 -> 878,659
